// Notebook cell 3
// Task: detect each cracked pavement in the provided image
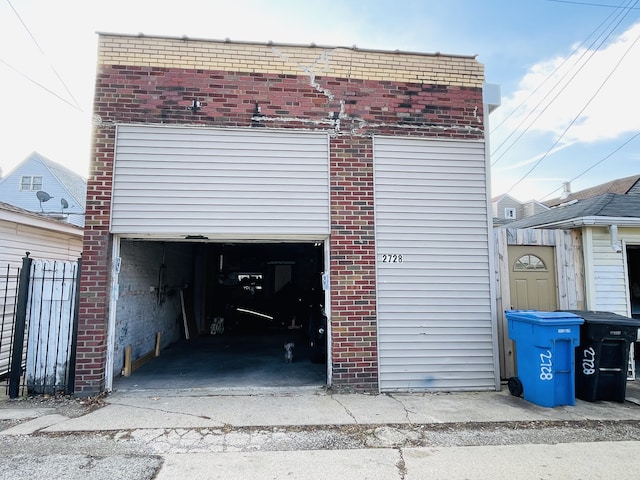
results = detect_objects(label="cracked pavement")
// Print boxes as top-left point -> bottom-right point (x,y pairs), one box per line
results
5,386 -> 640,479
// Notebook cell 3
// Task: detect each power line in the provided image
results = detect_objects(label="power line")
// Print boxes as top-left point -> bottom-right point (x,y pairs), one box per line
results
547,0 -> 640,9
540,131 -> 640,200
490,27 -> 596,139
492,0 -> 633,166
0,58 -> 83,111
506,39 -> 640,195
6,0 -> 82,110
505,14 -> 640,195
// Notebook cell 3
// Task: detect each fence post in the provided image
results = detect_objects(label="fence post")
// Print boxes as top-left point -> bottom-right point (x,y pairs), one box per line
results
9,252 -> 33,399
66,256 -> 82,395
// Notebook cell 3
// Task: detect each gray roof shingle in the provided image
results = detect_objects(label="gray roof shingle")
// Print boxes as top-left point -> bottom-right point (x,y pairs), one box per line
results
544,174 -> 640,207
501,193 -> 640,229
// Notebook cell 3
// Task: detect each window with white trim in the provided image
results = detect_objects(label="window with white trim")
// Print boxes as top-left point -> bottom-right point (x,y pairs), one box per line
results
20,176 -> 43,191
504,207 -> 517,219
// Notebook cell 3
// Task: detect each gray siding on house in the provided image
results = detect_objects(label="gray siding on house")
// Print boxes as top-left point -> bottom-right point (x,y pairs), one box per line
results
373,137 -> 495,391
496,197 -> 521,220
111,125 -> 330,238
522,200 -> 549,218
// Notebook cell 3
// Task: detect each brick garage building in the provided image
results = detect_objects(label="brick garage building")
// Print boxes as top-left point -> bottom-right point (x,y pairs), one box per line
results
76,33 -> 500,395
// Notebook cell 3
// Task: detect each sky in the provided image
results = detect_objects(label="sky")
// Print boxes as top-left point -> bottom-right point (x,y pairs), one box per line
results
1,0 -> 639,202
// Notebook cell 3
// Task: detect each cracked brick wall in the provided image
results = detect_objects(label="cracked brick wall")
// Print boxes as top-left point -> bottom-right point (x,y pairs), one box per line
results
77,34 -> 486,394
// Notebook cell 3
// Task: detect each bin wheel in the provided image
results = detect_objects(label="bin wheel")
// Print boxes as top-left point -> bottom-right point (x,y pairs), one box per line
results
507,377 -> 523,397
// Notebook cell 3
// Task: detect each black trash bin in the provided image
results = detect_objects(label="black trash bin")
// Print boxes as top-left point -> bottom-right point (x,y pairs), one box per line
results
560,310 -> 640,402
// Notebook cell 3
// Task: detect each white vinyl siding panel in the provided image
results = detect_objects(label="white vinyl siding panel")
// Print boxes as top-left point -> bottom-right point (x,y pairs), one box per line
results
590,226 -> 640,316
374,137 -> 495,392
0,221 -> 82,266
0,217 -> 82,377
111,125 -> 330,237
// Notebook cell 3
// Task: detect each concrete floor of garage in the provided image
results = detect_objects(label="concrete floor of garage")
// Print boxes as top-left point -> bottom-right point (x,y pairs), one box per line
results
113,328 -> 327,392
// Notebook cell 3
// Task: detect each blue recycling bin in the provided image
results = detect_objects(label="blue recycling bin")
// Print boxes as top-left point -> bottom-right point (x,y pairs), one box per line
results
506,310 -> 584,407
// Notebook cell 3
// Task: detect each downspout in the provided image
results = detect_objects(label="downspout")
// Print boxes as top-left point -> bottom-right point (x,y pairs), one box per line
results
583,228 -> 596,310
483,82 -> 501,391
610,224 -> 622,253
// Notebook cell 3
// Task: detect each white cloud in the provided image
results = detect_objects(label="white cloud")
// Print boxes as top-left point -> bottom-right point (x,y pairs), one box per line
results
495,141 -> 577,172
495,21 -> 640,147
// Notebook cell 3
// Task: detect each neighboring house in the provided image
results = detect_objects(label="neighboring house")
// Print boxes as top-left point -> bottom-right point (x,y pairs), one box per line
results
492,194 -> 549,226
75,33 -> 501,396
503,193 -> 640,318
496,193 -> 640,378
493,175 -> 640,379
0,201 -> 83,378
521,199 -> 551,218
0,152 -> 86,227
0,200 -> 83,265
544,174 -> 640,208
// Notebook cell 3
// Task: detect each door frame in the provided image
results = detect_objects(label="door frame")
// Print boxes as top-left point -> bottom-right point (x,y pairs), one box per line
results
507,245 -> 558,312
494,228 -> 585,379
105,235 -> 332,392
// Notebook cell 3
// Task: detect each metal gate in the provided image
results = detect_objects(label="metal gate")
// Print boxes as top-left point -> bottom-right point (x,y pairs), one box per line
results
0,253 -> 80,398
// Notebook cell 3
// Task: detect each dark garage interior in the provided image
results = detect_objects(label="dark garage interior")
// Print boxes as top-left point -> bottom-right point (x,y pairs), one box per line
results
112,240 -> 328,391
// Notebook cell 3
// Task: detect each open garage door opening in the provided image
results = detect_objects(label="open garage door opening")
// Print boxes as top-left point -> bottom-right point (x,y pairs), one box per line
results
111,239 -> 328,391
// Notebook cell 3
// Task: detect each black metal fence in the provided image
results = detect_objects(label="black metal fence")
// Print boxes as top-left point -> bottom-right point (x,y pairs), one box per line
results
0,253 -> 80,398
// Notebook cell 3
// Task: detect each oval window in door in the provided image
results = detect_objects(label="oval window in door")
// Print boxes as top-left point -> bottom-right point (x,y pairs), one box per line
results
513,254 -> 547,272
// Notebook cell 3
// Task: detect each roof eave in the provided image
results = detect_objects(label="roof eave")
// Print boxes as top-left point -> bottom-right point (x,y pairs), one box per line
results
0,209 -> 83,236
532,216 -> 640,229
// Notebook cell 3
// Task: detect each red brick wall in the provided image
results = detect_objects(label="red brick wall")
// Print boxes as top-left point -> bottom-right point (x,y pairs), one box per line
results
78,61 -> 484,394
75,128 -> 115,395
91,66 -> 482,134
330,136 -> 378,390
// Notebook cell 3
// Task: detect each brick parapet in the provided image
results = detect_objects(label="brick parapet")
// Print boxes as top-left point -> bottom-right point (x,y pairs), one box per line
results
93,65 -> 484,138
97,34 -> 484,88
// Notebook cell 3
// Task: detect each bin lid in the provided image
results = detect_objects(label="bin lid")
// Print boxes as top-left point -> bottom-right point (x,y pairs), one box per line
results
558,310 -> 640,326
505,309 -> 584,325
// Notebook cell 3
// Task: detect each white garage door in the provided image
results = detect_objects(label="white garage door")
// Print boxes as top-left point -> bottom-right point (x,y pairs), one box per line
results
374,136 -> 497,392
111,125 -> 330,238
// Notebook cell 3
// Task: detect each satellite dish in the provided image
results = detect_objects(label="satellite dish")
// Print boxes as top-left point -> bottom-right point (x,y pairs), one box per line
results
61,198 -> 69,209
36,191 -> 53,212
36,191 -> 52,202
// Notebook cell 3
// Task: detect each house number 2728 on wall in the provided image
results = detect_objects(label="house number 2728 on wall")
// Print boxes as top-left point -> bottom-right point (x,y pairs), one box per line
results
381,254 -> 403,263
539,350 -> 553,380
